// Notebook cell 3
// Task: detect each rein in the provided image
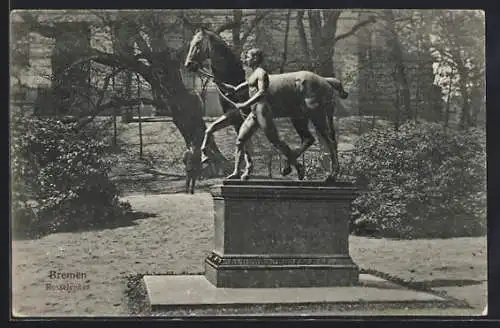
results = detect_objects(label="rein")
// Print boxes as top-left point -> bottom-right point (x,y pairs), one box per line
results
196,67 -> 239,108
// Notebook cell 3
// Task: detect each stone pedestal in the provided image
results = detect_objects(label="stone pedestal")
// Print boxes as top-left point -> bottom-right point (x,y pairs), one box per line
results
205,179 -> 360,288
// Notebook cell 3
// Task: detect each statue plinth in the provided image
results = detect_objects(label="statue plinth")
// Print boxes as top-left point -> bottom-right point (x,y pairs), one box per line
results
205,179 -> 360,288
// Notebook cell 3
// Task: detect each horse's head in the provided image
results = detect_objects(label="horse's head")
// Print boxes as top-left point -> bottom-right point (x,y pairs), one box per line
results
184,29 -> 211,72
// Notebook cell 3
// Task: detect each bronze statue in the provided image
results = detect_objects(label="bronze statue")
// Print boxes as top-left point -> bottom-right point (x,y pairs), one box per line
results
185,28 -> 348,182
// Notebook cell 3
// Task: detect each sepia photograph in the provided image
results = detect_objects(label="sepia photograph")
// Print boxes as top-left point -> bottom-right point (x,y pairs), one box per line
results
10,9 -> 487,317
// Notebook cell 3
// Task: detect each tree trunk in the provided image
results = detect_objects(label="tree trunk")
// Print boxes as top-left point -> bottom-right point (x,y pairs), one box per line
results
307,10 -> 323,72
384,10 -> 412,122
111,21 -> 135,122
307,10 -> 342,76
279,9 -> 292,73
122,72 -> 133,123
232,9 -> 243,57
296,10 -> 310,69
456,61 -> 471,129
318,10 -> 339,76
51,22 -> 91,115
458,75 -> 471,129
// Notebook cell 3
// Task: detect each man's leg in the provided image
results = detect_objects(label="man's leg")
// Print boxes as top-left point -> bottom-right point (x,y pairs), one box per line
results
185,173 -> 191,193
190,176 -> 196,194
227,114 -> 259,180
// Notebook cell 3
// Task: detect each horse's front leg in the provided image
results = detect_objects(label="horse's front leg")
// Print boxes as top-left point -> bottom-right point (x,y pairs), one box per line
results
200,133 -> 211,164
201,111 -> 240,163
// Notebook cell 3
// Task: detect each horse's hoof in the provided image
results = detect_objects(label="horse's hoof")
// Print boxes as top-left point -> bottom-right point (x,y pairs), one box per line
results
226,172 -> 241,180
296,163 -> 305,181
281,165 -> 292,176
324,175 -> 336,184
240,173 -> 250,181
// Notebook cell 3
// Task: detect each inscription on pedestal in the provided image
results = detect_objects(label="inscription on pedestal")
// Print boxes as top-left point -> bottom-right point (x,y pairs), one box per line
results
206,252 -> 357,266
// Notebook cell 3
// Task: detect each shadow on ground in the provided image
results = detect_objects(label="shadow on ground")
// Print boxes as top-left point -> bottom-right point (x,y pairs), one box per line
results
116,174 -> 309,196
358,276 -> 482,291
117,176 -> 220,195
12,211 -> 158,241
410,279 -> 483,288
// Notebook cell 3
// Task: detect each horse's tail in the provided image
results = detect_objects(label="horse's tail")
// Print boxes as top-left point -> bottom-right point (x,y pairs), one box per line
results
323,78 -> 339,150
325,77 -> 348,99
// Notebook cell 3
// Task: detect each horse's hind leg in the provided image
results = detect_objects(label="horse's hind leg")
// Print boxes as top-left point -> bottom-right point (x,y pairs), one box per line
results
309,110 -> 339,183
255,103 -> 305,180
282,117 -> 315,176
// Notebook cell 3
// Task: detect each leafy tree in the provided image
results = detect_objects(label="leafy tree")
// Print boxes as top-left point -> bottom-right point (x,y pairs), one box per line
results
430,10 -> 485,129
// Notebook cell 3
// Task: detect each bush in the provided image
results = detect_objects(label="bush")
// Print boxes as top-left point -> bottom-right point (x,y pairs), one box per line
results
350,121 -> 486,239
11,113 -> 130,237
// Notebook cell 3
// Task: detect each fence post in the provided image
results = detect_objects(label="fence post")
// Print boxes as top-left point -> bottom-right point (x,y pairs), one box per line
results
267,151 -> 273,178
138,101 -> 143,159
137,74 -> 143,159
113,106 -> 117,147
112,68 -> 117,147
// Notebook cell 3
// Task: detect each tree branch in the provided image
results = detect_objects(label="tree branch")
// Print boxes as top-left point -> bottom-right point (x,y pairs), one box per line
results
134,32 -> 153,60
177,14 -> 206,32
18,13 -> 58,38
95,68 -> 125,108
56,49 -> 153,85
240,9 -> 272,44
215,20 -> 242,34
71,68 -> 125,129
324,10 -> 342,29
91,49 -> 155,83
334,16 -> 376,42
74,95 -> 161,130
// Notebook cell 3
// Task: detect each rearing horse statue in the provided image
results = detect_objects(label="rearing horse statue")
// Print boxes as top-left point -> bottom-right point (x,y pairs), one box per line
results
184,28 -> 348,182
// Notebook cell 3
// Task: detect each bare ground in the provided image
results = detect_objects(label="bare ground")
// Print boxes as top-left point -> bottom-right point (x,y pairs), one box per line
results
12,193 -> 487,317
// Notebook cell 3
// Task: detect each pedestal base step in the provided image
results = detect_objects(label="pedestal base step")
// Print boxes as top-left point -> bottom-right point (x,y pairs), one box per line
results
142,274 -> 458,316
205,253 -> 359,288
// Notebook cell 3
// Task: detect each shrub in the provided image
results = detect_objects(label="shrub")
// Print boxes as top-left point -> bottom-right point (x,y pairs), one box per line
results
350,121 -> 486,239
11,113 -> 130,237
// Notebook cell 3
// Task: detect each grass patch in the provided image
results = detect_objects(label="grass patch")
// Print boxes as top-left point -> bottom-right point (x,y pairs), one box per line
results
125,273 -> 150,316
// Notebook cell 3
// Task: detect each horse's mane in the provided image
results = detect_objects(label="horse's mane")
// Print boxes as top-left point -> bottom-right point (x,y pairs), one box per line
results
205,30 -> 246,85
